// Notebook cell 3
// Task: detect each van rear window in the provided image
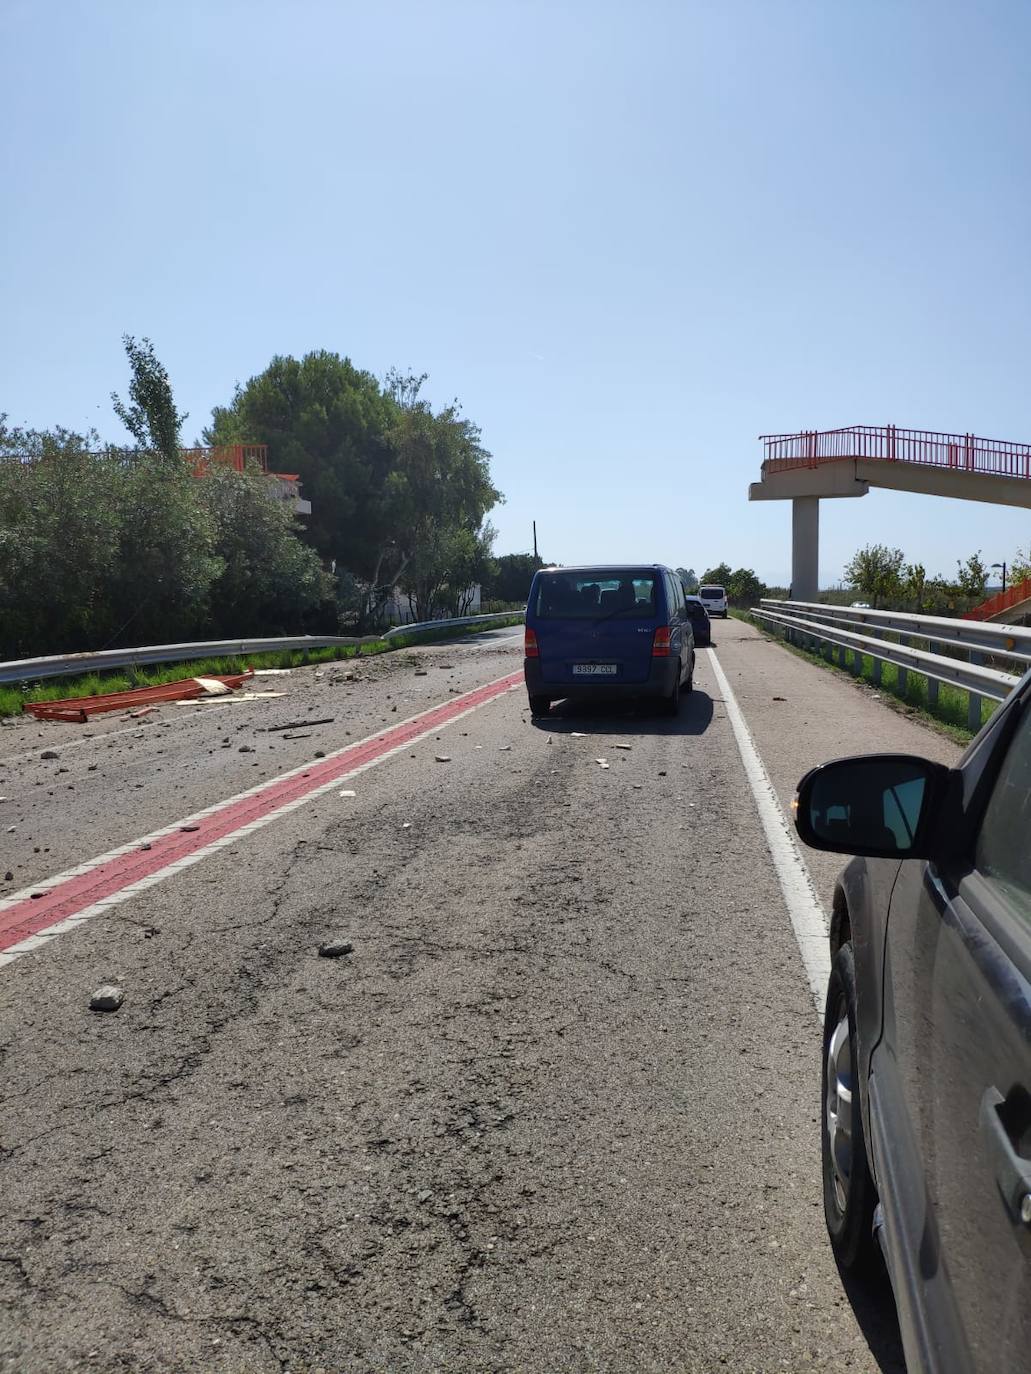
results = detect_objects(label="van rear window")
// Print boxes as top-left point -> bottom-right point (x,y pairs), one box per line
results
534,571 -> 658,620
700,586 -> 725,597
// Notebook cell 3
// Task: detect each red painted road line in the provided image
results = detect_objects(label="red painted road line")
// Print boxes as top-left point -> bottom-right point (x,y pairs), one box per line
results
0,671 -> 523,955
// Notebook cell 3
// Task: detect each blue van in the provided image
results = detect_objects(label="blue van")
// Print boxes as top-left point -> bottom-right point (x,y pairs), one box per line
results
523,565 -> 695,717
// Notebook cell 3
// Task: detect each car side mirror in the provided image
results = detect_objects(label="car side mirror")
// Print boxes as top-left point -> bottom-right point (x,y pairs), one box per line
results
793,754 -> 950,859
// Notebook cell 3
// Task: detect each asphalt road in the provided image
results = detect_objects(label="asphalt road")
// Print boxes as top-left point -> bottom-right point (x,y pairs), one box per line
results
0,620 -> 960,1372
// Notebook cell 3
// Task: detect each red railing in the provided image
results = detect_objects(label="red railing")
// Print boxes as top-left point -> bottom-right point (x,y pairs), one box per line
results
761,425 -> 1031,481
185,444 -> 268,475
964,577 -> 1031,622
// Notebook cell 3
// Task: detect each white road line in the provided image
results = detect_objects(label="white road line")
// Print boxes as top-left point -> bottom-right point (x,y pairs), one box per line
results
706,648 -> 829,1017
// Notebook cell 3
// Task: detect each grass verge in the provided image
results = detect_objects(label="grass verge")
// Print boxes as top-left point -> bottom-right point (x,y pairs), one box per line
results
0,616 -> 524,721
731,609 -> 992,745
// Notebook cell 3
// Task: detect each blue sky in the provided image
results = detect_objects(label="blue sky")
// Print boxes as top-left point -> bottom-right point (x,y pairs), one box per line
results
3,0 -> 1031,586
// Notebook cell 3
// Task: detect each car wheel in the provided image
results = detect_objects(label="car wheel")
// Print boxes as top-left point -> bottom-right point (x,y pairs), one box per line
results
528,695 -> 551,717
683,661 -> 694,694
822,943 -> 878,1273
662,670 -> 681,716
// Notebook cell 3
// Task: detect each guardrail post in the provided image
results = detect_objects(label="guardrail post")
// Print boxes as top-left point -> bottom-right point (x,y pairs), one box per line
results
968,650 -> 984,731
871,656 -> 882,685
926,646 -> 940,707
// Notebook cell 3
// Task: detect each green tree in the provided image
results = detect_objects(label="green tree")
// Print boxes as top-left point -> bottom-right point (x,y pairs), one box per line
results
843,544 -> 905,608
726,567 -> 766,607
197,464 -> 331,635
482,552 -> 544,604
1009,547 -> 1031,587
111,336 -> 187,464
675,567 -> 698,593
385,385 -> 502,620
204,351 -> 399,571
955,551 -> 989,600
701,562 -> 732,586
0,421 -> 120,654
903,562 -> 928,610
0,420 -> 219,655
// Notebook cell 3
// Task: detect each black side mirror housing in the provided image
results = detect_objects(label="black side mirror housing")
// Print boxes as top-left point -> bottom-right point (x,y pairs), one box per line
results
794,753 -> 952,860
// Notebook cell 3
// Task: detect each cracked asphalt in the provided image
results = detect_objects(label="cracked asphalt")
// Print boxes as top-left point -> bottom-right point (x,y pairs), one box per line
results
0,621 -> 960,1372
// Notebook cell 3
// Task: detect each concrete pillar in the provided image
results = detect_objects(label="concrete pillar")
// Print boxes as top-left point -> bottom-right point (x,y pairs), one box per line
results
791,498 -> 819,600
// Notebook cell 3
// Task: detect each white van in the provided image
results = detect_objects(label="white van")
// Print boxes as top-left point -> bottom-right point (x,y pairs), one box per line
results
698,584 -> 728,618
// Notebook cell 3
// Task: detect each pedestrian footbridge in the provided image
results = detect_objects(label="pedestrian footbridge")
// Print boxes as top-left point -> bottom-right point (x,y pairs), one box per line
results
749,425 -> 1031,599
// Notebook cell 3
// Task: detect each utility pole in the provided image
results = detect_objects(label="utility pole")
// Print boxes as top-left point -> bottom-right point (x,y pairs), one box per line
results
533,521 -> 538,560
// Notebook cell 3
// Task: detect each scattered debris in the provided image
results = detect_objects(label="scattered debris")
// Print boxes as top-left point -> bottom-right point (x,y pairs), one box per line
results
253,668 -> 293,676
25,671 -> 254,722
402,822 -> 412,829
772,696 -> 787,702
89,985 -> 124,1013
193,677 -> 231,696
265,718 -> 334,733
614,743 -> 632,750
632,784 -> 643,790
570,732 -> 587,738
140,842 -> 152,851
281,732 -> 312,740
594,758 -> 608,765
414,669 -> 428,676
238,745 -> 254,753
128,706 -> 158,719
40,749 -> 59,760
435,754 -> 452,763
318,940 -> 354,959
339,789 -> 356,798
499,745 -> 512,751
314,750 -> 326,759
3,871 -> 11,882
180,824 -> 200,833
658,770 -> 667,777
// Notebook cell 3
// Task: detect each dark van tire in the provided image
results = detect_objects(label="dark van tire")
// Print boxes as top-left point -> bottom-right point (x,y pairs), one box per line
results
528,695 -> 551,717
822,943 -> 879,1274
662,671 -> 681,717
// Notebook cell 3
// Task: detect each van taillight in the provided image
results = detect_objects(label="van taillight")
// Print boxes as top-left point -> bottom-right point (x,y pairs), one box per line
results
652,627 -> 672,657
525,627 -> 540,658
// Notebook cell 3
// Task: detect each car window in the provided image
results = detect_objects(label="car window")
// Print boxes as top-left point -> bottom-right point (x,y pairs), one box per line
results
975,704 -> 1031,919
700,585 -> 725,598
534,571 -> 658,620
666,573 -> 684,617
883,777 -> 925,849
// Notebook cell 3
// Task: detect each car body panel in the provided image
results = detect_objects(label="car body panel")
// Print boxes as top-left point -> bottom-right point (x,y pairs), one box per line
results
683,595 -> 711,645
806,673 -> 1031,1372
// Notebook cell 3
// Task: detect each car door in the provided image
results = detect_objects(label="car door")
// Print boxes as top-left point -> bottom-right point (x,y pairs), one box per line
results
666,572 -> 689,678
881,694 -> 1031,1370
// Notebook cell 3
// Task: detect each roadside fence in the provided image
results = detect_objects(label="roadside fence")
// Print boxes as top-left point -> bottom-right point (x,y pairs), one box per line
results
0,613 -> 525,688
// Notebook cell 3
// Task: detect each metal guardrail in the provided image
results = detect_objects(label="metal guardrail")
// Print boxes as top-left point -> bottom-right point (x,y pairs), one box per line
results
758,599 -> 1031,661
0,612 -> 525,687
752,599 -> 1024,732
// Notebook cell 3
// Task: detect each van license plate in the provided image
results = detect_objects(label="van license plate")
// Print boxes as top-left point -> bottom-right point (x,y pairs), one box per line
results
573,664 -> 617,676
